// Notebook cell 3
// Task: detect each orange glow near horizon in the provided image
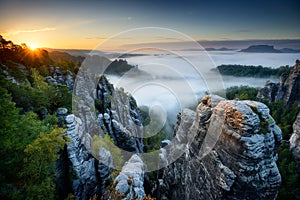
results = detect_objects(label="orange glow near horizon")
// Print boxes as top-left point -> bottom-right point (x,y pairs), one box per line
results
27,43 -> 39,50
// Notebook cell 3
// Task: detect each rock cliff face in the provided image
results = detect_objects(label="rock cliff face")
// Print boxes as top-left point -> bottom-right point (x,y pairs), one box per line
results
290,112 -> 300,170
65,72 -> 144,199
257,60 -> 300,105
157,95 -> 282,200
96,76 -> 144,153
65,114 -> 113,199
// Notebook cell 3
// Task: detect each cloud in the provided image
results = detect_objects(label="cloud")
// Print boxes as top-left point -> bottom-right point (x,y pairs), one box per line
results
5,27 -> 56,36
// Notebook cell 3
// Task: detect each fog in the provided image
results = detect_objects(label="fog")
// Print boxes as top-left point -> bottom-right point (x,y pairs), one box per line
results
106,51 -> 299,134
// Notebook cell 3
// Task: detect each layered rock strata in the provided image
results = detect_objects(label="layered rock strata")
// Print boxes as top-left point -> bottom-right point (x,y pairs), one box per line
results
158,95 -> 282,200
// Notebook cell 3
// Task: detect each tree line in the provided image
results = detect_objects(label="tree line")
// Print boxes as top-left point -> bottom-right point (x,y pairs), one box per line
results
216,64 -> 292,77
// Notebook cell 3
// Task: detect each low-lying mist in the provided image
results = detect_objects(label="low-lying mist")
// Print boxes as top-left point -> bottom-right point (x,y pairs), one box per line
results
105,51 -> 289,135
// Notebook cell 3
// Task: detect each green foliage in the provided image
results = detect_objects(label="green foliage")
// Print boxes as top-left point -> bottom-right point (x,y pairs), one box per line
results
4,68 -> 72,114
16,128 -> 66,200
277,144 -> 300,200
266,101 -> 300,140
0,89 -> 47,182
139,105 -> 165,152
225,86 -> 259,100
0,87 -> 60,199
49,84 -> 72,112
217,64 -> 292,77
92,134 -> 124,170
0,61 -> 28,83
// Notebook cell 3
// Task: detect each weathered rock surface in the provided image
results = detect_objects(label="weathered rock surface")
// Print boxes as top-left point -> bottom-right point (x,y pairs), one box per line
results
45,66 -> 74,91
96,76 -> 144,153
157,95 -> 282,200
65,66 -> 144,199
65,114 -> 113,199
73,63 -> 144,154
257,60 -> 300,105
114,154 -> 145,199
290,112 -> 300,170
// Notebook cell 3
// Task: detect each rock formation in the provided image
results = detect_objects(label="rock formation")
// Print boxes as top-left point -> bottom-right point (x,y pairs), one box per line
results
63,70 -> 144,199
65,114 -> 113,199
157,95 -> 282,200
45,66 -> 74,91
114,154 -> 145,199
257,60 -> 300,105
290,112 -> 300,170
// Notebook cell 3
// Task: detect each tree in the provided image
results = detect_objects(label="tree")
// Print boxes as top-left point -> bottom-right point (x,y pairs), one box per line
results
0,86 -> 52,199
17,128 -> 67,200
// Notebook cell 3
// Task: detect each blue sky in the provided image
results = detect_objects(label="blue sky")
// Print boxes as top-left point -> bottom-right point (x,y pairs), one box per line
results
0,0 -> 299,49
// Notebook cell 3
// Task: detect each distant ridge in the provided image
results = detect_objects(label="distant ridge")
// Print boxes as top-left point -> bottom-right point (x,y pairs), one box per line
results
240,45 -> 281,53
240,45 -> 300,53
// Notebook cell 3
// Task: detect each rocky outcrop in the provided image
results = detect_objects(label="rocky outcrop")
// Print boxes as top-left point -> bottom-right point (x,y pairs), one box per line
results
114,154 -> 145,199
65,65 -> 144,199
257,60 -> 300,105
96,76 -> 144,154
157,95 -> 282,200
290,112 -> 300,170
65,114 -> 113,199
45,66 -> 74,91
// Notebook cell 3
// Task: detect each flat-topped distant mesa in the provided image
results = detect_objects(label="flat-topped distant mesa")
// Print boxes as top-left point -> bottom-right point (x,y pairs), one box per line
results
240,45 -> 281,53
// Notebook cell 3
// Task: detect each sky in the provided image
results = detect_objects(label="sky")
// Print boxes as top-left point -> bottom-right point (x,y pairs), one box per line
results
0,0 -> 299,50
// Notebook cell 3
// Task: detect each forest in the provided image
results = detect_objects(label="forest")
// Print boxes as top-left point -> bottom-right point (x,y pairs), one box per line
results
216,64 -> 292,77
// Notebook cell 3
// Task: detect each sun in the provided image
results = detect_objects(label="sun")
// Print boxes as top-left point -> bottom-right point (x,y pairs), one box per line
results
27,43 -> 39,50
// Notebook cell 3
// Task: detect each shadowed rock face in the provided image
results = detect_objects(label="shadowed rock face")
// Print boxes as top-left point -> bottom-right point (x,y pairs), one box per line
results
290,112 -> 300,170
257,60 -> 300,105
158,95 -> 282,200
64,73 -> 144,199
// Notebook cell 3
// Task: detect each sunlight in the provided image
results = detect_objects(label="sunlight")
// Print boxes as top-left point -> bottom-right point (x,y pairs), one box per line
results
27,43 -> 39,50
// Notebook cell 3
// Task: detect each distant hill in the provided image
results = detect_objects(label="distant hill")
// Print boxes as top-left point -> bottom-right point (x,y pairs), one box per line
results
240,45 -> 300,53
205,47 -> 235,51
280,48 -> 300,53
48,51 -> 85,63
240,45 -> 281,53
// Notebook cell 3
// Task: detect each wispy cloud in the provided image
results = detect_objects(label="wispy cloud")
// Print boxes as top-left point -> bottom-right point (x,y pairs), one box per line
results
4,27 -> 56,36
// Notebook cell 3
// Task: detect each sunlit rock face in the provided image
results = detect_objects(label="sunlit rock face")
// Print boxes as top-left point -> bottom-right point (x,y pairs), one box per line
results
257,60 -> 300,105
290,112 -> 300,170
158,95 -> 282,200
